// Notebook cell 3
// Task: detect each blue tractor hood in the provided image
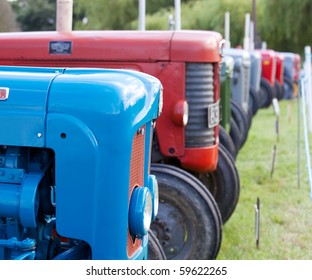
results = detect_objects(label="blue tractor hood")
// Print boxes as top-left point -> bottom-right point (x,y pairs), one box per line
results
0,66 -> 161,148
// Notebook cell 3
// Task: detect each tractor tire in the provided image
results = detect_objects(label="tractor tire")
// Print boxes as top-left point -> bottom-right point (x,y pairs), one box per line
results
192,143 -> 240,224
249,87 -> 260,117
229,117 -> 242,152
150,163 -> 222,260
260,78 -> 274,108
148,229 -> 167,260
219,125 -> 237,161
230,99 -> 249,149
283,76 -> 294,100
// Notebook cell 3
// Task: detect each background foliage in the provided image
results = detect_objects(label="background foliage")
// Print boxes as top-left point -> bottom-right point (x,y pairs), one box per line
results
0,0 -> 19,31
4,0 -> 312,54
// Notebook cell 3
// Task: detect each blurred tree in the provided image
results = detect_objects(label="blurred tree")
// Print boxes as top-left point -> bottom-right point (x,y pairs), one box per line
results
141,0 -> 264,48
7,0 -> 311,54
11,0 -> 56,31
73,0 -> 194,30
73,0 -> 138,30
0,0 -> 20,31
260,0 -> 312,54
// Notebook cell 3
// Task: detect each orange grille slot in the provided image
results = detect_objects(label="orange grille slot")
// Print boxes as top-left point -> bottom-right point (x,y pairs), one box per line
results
127,125 -> 145,258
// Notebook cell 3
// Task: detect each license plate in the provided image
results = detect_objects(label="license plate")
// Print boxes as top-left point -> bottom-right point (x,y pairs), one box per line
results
207,101 -> 220,128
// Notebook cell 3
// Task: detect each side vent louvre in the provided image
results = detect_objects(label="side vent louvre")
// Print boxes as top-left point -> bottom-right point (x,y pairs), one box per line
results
185,63 -> 215,147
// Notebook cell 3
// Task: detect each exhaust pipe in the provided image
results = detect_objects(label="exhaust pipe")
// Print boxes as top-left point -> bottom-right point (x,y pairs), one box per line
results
56,0 -> 73,32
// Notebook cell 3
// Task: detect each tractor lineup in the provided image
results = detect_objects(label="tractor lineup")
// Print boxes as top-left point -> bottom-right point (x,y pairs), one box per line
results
0,27 -> 300,260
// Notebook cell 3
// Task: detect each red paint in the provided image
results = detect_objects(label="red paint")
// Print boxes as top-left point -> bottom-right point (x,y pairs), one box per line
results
0,30 -> 222,173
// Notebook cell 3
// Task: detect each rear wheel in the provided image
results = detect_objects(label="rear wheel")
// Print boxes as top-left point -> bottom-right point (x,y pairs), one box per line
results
219,125 -> 237,161
283,76 -> 294,99
230,99 -> 249,149
249,87 -> 260,116
150,163 -> 222,260
229,117 -> 242,152
260,78 -> 274,108
192,144 -> 240,224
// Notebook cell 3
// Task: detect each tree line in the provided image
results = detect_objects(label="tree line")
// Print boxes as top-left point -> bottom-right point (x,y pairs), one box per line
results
1,0 -> 312,55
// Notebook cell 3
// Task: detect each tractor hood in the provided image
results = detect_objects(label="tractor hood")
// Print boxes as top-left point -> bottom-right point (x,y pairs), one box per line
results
0,30 -> 223,63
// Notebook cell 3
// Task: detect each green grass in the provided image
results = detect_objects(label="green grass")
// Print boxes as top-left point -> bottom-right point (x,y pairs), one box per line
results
217,98 -> 312,260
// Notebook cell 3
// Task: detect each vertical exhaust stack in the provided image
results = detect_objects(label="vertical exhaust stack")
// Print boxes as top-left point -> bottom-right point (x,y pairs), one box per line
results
224,11 -> 231,48
138,0 -> 146,31
174,0 -> 181,30
243,13 -> 250,51
56,0 -> 73,32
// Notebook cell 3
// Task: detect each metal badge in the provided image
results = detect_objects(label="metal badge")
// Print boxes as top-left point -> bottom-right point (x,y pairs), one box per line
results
0,87 -> 9,101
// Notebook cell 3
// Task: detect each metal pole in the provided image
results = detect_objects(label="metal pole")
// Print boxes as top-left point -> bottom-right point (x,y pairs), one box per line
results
138,0 -> 145,31
174,0 -> 181,30
255,197 -> 260,248
56,0 -> 73,32
250,21 -> 255,51
300,74 -> 312,198
298,87 -> 301,189
243,13 -> 250,51
224,12 -> 231,48
304,46 -> 312,132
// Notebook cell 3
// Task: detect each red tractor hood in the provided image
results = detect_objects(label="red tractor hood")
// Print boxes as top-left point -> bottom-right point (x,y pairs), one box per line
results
0,30 -> 222,63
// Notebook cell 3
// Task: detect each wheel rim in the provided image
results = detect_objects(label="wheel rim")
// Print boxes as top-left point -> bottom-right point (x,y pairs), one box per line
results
150,163 -> 222,260
148,229 -> 166,260
151,195 -> 191,259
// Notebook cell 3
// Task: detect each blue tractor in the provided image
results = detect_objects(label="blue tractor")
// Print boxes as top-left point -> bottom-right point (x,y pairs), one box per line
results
0,66 -> 163,260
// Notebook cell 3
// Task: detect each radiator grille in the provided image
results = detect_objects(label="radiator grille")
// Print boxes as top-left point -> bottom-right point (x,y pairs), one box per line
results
185,63 -> 215,147
127,125 -> 145,258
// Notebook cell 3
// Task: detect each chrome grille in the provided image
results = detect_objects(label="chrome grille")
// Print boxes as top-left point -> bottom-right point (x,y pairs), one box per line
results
185,63 -> 215,147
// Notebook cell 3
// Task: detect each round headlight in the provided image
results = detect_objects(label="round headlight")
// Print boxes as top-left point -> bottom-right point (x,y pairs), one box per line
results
158,86 -> 163,117
129,187 -> 153,238
148,175 -> 159,219
143,191 -> 153,231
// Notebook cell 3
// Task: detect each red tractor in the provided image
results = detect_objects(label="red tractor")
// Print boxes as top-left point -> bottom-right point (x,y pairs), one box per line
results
0,30 -> 241,259
257,49 -> 277,108
274,52 -> 285,100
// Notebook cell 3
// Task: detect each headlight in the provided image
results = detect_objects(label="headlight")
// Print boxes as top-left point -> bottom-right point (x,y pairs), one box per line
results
171,100 -> 189,126
219,39 -> 226,57
129,187 -> 153,238
158,86 -> 163,117
148,174 -> 159,220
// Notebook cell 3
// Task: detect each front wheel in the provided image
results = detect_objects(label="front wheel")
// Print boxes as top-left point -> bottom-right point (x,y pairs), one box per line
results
148,229 -> 167,260
150,163 -> 222,260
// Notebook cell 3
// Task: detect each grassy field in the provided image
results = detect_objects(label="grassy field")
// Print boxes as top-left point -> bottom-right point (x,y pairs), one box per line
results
217,97 -> 312,260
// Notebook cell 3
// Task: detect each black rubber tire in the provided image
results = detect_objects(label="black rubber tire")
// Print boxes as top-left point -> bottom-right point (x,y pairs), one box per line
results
283,76 -> 294,99
150,163 -> 222,260
249,87 -> 260,117
219,125 -> 237,161
260,78 -> 274,108
247,106 -> 253,130
230,99 -> 249,149
229,117 -> 242,152
192,143 -> 240,224
274,81 -> 283,100
148,229 -> 167,260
